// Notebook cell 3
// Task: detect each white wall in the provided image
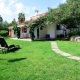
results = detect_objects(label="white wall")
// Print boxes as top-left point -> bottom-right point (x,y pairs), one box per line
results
33,24 -> 69,40
46,24 -> 56,38
34,28 -> 37,40
27,28 -> 30,37
39,27 -> 47,38
34,24 -> 56,40
11,29 -> 14,37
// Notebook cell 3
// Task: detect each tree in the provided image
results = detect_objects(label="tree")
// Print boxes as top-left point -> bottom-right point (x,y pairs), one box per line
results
11,18 -> 17,27
27,0 -> 80,40
0,21 -> 9,30
0,21 -> 9,37
18,13 -> 25,23
29,16 -> 46,41
65,0 -> 79,28
46,0 -> 80,29
3,21 -> 9,29
0,15 -> 3,22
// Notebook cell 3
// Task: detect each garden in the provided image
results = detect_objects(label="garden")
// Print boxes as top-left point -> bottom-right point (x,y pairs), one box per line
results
0,38 -> 80,80
0,0 -> 80,79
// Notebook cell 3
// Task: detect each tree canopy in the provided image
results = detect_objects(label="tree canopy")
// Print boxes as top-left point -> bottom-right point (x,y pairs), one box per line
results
0,15 -> 3,22
18,13 -> 25,23
0,21 -> 9,30
11,18 -> 17,27
46,0 -> 80,29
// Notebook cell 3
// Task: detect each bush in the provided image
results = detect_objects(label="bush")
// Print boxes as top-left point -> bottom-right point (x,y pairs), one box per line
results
76,31 -> 80,36
68,31 -> 80,39
14,27 -> 20,39
0,30 -> 8,37
68,32 -> 76,39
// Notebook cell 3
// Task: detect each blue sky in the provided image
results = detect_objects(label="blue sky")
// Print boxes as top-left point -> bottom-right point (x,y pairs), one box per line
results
0,0 -> 66,23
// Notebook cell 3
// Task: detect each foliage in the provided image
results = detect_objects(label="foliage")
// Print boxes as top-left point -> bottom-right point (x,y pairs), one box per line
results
13,27 -> 20,39
68,30 -> 80,39
16,27 -> 20,39
0,15 -> 3,22
25,0 -> 80,40
76,31 -> 80,35
10,18 -> 17,27
18,13 -> 25,23
0,21 -> 9,30
46,0 -> 80,29
0,22 -> 8,37
68,31 -> 77,39
0,30 -> 8,37
29,16 -> 46,41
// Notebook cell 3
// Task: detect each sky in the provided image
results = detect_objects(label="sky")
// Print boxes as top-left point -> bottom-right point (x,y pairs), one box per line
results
0,0 -> 66,23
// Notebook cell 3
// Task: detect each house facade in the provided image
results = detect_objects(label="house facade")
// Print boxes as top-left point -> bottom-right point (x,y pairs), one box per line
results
31,13 -> 68,40
8,13 -> 68,40
8,21 -> 30,38
34,23 -> 68,40
8,26 -> 14,38
17,22 -> 30,38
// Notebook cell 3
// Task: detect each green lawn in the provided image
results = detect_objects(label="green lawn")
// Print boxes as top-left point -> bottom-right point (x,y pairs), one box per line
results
0,38 -> 80,80
56,40 -> 80,57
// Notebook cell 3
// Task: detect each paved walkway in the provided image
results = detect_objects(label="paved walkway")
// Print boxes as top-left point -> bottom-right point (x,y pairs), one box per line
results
51,41 -> 80,61
11,38 -> 31,41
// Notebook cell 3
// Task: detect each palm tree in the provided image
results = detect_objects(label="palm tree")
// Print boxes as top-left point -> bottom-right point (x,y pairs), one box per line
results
18,13 -> 25,23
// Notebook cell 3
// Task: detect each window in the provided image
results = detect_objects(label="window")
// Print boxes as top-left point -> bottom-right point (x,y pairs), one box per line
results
56,24 -> 61,30
23,28 -> 27,33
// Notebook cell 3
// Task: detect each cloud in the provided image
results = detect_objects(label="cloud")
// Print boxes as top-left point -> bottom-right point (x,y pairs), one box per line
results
0,2 -> 12,15
14,2 -> 24,14
14,2 -> 37,15
0,0 -> 5,2
61,0 -> 66,3
8,0 -> 18,6
0,0 -> 38,22
24,7 -> 30,14
31,6 -> 36,11
24,6 -> 36,15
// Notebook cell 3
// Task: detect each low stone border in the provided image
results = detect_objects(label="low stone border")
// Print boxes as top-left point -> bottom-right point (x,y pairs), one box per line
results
51,41 -> 80,61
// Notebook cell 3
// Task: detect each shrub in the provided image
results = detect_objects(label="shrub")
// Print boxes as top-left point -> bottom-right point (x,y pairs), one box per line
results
0,30 -> 8,37
68,31 -> 80,39
76,31 -> 80,36
13,27 -> 20,39
68,32 -> 76,39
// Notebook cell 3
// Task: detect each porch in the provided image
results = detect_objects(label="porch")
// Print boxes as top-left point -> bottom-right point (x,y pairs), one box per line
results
34,24 -> 67,40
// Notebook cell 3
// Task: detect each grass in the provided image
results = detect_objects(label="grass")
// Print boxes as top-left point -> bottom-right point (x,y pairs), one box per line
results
0,38 -> 80,80
56,40 -> 80,57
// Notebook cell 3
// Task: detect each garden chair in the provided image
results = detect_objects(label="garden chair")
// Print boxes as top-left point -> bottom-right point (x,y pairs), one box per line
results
0,37 -> 20,53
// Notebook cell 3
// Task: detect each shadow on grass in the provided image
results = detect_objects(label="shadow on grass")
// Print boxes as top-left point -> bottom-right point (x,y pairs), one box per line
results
7,47 -> 21,53
8,58 -> 27,62
0,46 -> 21,54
